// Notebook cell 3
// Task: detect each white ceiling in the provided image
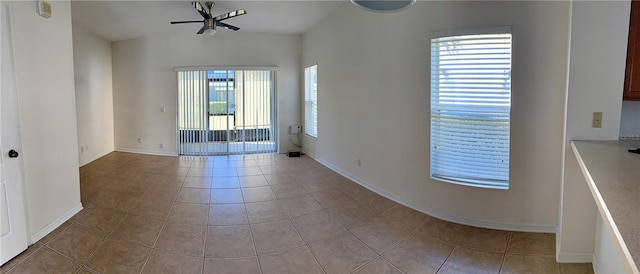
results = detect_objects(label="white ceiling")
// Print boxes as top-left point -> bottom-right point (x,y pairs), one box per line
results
71,1 -> 348,41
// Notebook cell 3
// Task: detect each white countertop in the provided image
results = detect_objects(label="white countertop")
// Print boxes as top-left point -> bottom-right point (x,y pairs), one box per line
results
571,140 -> 640,274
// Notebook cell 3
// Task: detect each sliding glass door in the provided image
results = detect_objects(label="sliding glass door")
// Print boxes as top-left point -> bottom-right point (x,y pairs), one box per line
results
178,69 -> 277,156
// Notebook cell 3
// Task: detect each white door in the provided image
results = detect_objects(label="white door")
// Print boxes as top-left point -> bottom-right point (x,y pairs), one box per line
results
0,2 -> 29,265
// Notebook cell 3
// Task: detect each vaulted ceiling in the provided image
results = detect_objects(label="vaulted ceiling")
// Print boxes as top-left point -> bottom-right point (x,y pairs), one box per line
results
71,1 -> 347,41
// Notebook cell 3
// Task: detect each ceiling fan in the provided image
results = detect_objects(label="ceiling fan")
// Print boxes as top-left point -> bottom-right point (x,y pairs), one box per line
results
171,1 -> 246,35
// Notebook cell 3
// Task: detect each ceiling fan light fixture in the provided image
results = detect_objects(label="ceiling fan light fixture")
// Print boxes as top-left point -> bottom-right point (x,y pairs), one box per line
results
350,0 -> 416,13
204,27 -> 216,35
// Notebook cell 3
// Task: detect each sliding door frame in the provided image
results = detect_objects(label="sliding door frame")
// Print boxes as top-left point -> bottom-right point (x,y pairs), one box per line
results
175,66 -> 279,156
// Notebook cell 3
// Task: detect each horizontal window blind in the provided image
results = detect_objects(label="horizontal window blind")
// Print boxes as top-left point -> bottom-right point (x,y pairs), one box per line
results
430,30 -> 512,189
304,65 -> 318,138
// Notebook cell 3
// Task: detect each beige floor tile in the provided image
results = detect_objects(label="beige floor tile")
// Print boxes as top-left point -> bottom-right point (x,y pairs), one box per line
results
212,167 -> 238,177
437,246 -> 504,274
76,205 -> 127,234
139,173 -> 185,187
460,227 -> 511,253
167,202 -> 209,225
210,188 -> 244,204
156,223 -> 206,256
142,249 -> 204,274
19,154 -> 580,274
353,257 -> 404,274
142,185 -> 181,201
357,193 -> 398,213
36,220 -> 73,245
238,175 -> 269,187
264,173 -> 297,185
246,200 -> 289,224
130,197 -> 174,221
211,176 -> 240,188
9,247 -> 80,274
259,246 -> 324,274
309,231 -> 378,273
350,216 -> 412,253
187,167 -> 215,177
312,188 -> 354,209
0,243 -> 42,273
259,165 -> 289,174
205,225 -> 256,258
417,215 -> 471,244
176,188 -> 211,203
108,179 -> 151,196
203,257 -> 261,274
112,214 -> 164,247
86,238 -> 151,274
507,232 -> 555,256
558,263 -> 594,274
382,204 -> 428,230
382,232 -> 454,274
271,183 -> 309,199
300,177 -> 335,193
182,176 -> 212,188
76,267 -> 98,274
293,210 -> 346,243
208,204 -> 249,225
327,200 -> 378,228
279,195 -> 324,218
291,169 -> 321,180
242,186 -> 277,203
46,223 -> 106,264
251,220 -> 305,255
96,189 -> 141,212
337,182 -> 372,200
237,167 -> 263,176
501,254 -> 557,274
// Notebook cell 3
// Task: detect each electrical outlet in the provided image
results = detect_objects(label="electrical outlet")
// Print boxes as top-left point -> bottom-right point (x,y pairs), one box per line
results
159,143 -> 164,149
80,147 -> 84,153
357,159 -> 361,167
138,137 -> 142,143
592,112 -> 603,128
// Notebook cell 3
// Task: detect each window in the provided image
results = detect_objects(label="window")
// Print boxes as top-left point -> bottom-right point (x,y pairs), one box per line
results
430,27 -> 512,189
208,70 -> 235,115
304,65 -> 318,138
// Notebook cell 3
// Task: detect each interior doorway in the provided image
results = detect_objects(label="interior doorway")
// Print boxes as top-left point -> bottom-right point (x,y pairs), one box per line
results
177,69 -> 277,156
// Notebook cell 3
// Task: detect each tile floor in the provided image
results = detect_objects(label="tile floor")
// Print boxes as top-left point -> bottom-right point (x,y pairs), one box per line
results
1,152 -> 594,274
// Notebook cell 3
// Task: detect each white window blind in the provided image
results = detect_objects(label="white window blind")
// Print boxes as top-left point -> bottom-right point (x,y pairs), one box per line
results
304,65 -> 318,138
430,28 -> 512,189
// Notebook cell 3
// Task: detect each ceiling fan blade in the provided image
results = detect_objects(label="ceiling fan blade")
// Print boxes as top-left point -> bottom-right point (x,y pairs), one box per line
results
171,20 -> 203,24
192,1 -> 211,19
216,22 -> 240,31
196,26 -> 206,34
214,9 -> 246,22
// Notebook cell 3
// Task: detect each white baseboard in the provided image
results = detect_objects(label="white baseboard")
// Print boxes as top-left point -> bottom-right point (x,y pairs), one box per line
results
307,155 -> 557,234
557,252 -> 594,263
592,253 -> 600,273
29,203 -> 83,244
115,148 -> 178,157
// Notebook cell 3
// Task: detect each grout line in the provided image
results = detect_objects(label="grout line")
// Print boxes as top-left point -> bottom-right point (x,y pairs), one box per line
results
241,188 -> 264,274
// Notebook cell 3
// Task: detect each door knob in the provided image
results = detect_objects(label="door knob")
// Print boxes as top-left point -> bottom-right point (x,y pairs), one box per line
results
8,149 -> 19,158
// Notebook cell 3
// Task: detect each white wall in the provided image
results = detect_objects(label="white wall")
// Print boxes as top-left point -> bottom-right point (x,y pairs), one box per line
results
72,25 -> 115,166
593,213 -> 626,273
558,0 -> 631,262
302,1 -> 570,231
620,101 -> 640,137
8,1 -> 82,241
111,31 -> 300,155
